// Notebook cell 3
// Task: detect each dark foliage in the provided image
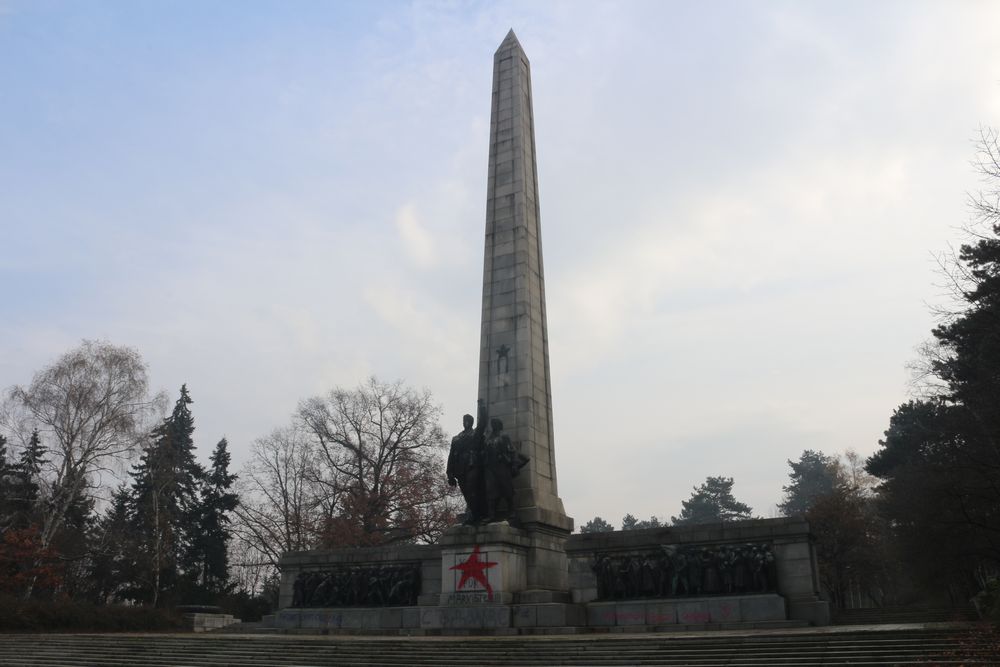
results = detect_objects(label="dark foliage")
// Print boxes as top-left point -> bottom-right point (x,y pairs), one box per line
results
579,516 -> 615,533
778,450 -> 839,516
868,128 -> 1000,602
0,594 -> 183,632
671,476 -> 753,525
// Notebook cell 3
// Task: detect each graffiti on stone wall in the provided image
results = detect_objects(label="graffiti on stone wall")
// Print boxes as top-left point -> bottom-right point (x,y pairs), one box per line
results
291,563 -> 421,607
590,543 -> 775,600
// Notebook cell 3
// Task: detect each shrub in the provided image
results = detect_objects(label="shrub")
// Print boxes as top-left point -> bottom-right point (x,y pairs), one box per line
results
0,596 -> 185,632
973,577 -> 1000,625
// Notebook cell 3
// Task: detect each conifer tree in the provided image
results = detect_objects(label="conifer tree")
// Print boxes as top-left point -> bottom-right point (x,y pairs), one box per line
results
0,435 -> 12,529
778,450 -> 839,516
7,430 -> 47,529
128,385 -> 204,606
579,516 -> 614,533
188,438 -> 238,597
671,476 -> 753,525
17,430 -> 46,499
620,514 -> 662,530
88,485 -> 135,604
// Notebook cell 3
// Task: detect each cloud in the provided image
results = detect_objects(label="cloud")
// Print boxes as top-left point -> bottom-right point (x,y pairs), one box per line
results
394,203 -> 438,268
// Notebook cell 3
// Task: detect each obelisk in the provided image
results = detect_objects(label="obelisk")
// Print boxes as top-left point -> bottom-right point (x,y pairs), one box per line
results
478,30 -> 572,535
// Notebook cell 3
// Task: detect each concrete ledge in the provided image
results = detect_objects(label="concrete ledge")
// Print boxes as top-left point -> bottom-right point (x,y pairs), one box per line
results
183,613 -> 239,633
419,605 -> 512,629
513,603 -> 584,627
788,597 -> 831,626
585,594 -> 785,628
565,517 -> 810,555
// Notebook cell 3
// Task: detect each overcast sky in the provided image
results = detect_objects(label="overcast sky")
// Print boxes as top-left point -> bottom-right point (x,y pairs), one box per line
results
3,1 -> 1000,527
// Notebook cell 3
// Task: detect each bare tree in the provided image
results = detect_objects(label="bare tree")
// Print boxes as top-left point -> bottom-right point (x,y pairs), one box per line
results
297,377 -> 455,547
233,378 -> 457,569
227,534 -> 275,597
232,427 -> 323,573
1,341 -> 161,554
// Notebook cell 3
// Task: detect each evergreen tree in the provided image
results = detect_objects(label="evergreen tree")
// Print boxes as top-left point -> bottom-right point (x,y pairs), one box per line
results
0,435 -> 13,528
0,434 -> 9,475
579,516 -> 614,533
778,450 -> 839,516
127,385 -> 204,606
17,429 -> 48,505
671,476 -> 753,525
47,467 -> 95,598
87,485 -> 136,604
188,438 -> 239,598
7,430 -> 47,529
868,129 -> 1000,592
621,514 -> 663,530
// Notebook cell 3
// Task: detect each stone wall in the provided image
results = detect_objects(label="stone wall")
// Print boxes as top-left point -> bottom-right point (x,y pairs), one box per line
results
276,517 -> 829,629
278,543 -> 443,610
564,516 -> 829,625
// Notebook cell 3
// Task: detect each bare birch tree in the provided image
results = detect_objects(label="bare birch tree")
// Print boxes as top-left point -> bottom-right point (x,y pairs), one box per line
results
1,340 -> 161,553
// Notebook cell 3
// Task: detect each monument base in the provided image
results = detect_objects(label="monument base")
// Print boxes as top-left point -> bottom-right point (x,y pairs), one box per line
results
584,593 -> 787,628
440,521 -> 571,594
272,594 -> 797,634
275,518 -> 831,634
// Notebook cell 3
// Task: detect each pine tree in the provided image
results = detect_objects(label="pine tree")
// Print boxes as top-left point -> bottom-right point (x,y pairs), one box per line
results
87,485 -> 135,603
8,430 -> 47,529
671,476 -> 753,525
18,430 -> 46,483
579,516 -> 614,533
868,129 -> 1000,589
778,450 -> 839,516
49,464 -> 97,596
0,435 -> 13,528
620,514 -> 663,530
127,385 -> 204,606
188,438 -> 239,598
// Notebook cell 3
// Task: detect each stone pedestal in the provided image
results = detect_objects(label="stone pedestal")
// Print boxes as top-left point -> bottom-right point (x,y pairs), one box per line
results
440,522 -> 570,600
440,542 -> 525,603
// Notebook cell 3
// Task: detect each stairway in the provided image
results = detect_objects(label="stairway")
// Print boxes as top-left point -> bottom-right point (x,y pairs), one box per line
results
833,606 -> 978,625
0,627 -> 995,666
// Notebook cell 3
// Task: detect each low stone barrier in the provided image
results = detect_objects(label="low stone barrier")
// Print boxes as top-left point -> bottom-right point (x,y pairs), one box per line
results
274,517 -> 830,632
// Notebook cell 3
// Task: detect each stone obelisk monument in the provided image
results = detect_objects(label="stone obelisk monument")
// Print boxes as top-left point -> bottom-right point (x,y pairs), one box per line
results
440,31 -> 574,601
478,30 -> 572,536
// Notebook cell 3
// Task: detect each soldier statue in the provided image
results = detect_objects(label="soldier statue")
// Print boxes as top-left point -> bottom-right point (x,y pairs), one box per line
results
482,417 -> 528,522
447,399 -> 487,524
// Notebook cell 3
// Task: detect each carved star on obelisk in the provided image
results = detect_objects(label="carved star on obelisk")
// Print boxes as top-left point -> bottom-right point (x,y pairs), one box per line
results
449,545 -> 497,595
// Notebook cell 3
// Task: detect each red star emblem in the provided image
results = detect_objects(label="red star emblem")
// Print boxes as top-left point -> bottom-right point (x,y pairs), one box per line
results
449,545 -> 498,596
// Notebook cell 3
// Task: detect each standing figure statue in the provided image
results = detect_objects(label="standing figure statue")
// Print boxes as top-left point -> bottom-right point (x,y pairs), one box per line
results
482,417 -> 527,522
447,399 -> 488,524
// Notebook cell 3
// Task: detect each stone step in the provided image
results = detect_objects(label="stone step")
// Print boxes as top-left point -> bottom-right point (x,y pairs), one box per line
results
0,637 -> 972,654
0,629 -> 993,666
0,635 -> 971,650
208,621 -> 283,634
833,606 -> 978,625
0,656 -> 990,667
3,636 -> 964,647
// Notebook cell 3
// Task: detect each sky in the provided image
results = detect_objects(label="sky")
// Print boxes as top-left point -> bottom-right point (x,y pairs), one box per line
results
2,0 -> 1000,527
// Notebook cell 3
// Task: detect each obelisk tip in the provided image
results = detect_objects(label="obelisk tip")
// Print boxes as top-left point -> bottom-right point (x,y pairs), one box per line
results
498,29 -> 522,51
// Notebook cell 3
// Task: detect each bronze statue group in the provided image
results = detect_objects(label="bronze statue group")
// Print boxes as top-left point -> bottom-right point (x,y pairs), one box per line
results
447,399 -> 529,525
291,564 -> 421,608
591,543 -> 776,600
